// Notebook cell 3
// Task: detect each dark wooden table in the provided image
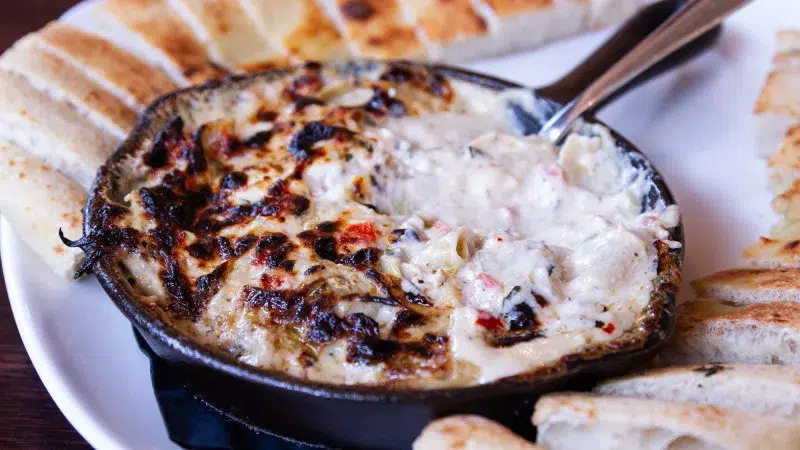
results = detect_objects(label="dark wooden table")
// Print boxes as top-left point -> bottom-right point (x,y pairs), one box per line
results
1,2 -> 91,448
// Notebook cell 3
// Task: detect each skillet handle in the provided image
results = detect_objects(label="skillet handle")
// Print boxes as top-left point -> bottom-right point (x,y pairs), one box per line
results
536,0 -> 722,108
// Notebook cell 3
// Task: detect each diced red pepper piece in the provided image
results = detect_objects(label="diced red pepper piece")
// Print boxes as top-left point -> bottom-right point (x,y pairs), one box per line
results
431,220 -> 452,235
475,310 -> 504,330
476,273 -> 501,289
602,323 -> 616,334
339,222 -> 376,245
261,273 -> 284,290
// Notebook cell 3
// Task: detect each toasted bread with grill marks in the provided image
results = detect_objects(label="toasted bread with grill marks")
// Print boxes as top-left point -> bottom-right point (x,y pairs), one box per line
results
167,0 -> 286,71
533,393 -> 800,450
413,415 -> 542,450
691,267 -> 800,305
239,0 -> 349,61
317,0 -> 427,59
104,0 -> 225,84
0,143 -> 86,279
1,36 -> 137,138
0,71 -> 119,189
661,301 -> 800,365
33,22 -> 177,109
595,363 -> 800,420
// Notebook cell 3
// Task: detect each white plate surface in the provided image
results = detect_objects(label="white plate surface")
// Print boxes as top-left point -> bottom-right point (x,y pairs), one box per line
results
3,0 -> 799,448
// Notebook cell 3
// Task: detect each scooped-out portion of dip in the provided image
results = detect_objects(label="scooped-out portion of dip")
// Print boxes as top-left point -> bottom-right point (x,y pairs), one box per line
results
75,62 -> 681,388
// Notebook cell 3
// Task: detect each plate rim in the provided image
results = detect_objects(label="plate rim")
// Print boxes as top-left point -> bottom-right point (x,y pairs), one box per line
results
2,218 -> 130,450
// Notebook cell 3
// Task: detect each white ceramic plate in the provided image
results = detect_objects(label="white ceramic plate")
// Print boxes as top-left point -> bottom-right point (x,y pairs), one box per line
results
3,0 -> 798,448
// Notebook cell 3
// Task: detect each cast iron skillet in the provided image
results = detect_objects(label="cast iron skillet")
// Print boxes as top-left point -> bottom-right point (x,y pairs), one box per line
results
75,1 -> 715,447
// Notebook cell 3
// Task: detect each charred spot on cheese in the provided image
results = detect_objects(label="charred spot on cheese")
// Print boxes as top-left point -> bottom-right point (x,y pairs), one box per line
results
244,131 -> 272,149
255,108 -> 278,123
186,126 -> 208,175
303,265 -> 325,276
313,236 -> 338,261
347,338 -> 399,364
347,313 -> 380,338
365,88 -> 407,118
161,259 -> 198,319
339,247 -> 381,268
379,64 -> 454,100
219,171 -> 248,190
393,309 -> 426,331
405,292 -> 431,307
285,72 -> 326,111
315,221 -> 341,233
379,64 -> 415,83
139,179 -> 210,230
144,117 -> 185,169
288,121 -> 351,160
254,233 -> 295,268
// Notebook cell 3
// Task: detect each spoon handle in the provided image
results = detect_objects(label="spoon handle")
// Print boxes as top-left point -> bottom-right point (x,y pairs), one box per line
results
540,0 -> 751,143
537,0 -> 720,107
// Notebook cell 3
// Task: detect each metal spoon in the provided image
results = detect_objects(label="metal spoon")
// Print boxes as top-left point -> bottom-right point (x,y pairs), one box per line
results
539,0 -> 752,144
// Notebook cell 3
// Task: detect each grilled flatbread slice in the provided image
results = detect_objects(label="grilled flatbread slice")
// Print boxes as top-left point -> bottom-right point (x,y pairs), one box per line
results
0,71 -> 119,189
691,267 -> 800,305
33,22 -> 177,110
317,0 -> 427,59
773,180 -> 800,218
595,364 -> 800,420
660,300 -> 800,365
238,0 -> 349,61
409,0 -> 641,62
769,218 -> 800,242
0,143 -> 86,279
533,393 -> 800,450
744,235 -> 800,268
755,29 -> 800,158
775,30 -> 800,70
166,0 -> 285,71
754,69 -> 800,158
478,0 -> 590,56
104,0 -> 224,85
413,415 -> 541,450
402,0 -> 490,62
768,123 -> 800,195
1,36 -> 137,139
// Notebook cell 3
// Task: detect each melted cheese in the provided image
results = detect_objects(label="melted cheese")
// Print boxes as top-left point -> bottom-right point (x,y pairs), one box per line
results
110,66 -> 679,387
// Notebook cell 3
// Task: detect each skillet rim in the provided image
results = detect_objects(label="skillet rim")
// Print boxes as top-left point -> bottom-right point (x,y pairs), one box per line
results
83,60 -> 683,403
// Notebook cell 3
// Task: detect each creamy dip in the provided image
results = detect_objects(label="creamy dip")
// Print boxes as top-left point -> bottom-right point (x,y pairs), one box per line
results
87,63 -> 680,387
322,110 -> 677,382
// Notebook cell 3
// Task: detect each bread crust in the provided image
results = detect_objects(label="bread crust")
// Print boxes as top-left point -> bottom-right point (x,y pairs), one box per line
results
34,22 -> 177,109
744,236 -> 800,268
104,0 -> 225,84
753,69 -> 800,117
0,143 -> 86,279
678,301 -> 800,328
533,393 -> 800,450
326,0 -> 427,59
0,71 -> 119,189
404,0 -> 488,44
1,36 -> 137,138
413,415 -> 541,450
691,267 -> 800,304
167,0 -> 286,70
240,0 -> 349,61
484,0 -> 554,17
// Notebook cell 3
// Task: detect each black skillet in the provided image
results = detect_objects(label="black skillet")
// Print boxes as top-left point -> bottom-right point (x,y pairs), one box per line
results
76,0 -> 717,448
